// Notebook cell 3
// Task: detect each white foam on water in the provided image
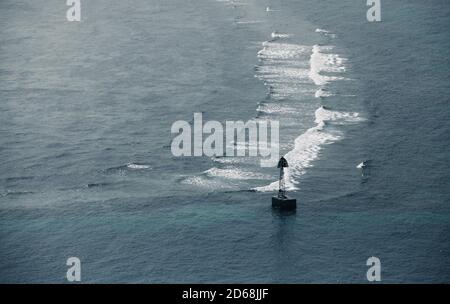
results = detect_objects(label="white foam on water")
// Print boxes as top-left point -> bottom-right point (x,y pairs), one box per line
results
315,28 -> 329,34
257,42 -> 348,98
180,5 -> 362,193
254,169 -> 298,192
181,176 -> 231,189
236,20 -> 265,24
266,6 -> 279,12
258,41 -> 310,61
315,106 -> 364,124
255,41 -> 314,99
315,28 -> 337,38
257,65 -> 310,78
211,157 -> 245,165
216,0 -> 248,4
205,167 -> 272,180
257,103 -> 296,114
126,163 -> 150,169
315,88 -> 333,98
254,106 -> 363,192
271,32 -> 292,39
256,66 -> 311,93
309,45 -> 347,86
253,38 -> 362,191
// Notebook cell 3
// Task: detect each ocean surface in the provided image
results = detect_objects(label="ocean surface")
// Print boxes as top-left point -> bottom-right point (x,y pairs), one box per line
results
0,0 -> 449,283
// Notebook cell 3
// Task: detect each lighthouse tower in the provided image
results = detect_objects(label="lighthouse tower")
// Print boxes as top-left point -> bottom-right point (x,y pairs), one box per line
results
272,156 -> 297,210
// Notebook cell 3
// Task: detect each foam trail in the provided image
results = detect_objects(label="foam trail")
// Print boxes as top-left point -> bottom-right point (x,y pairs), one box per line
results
127,163 -> 151,169
205,167 -> 271,180
315,88 -> 333,98
182,5 -> 362,192
266,7 -> 279,12
256,41 -> 312,99
315,28 -> 337,38
181,176 -> 232,189
254,107 -> 363,192
253,30 -> 362,191
271,32 -> 292,39
309,45 -> 347,86
236,20 -> 264,24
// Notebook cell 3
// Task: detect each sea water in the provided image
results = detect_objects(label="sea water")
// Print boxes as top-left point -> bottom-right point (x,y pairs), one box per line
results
0,0 -> 449,282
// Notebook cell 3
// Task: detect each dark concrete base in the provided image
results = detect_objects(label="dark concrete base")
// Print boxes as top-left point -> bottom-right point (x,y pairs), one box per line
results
272,196 -> 297,210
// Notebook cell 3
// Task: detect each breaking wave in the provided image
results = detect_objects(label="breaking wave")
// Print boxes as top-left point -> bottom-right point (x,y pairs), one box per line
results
309,45 -> 347,86
254,106 -> 363,192
183,4 -> 363,194
205,167 -> 271,180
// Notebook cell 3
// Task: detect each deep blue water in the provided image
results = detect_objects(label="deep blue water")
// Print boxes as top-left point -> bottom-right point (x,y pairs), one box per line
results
0,0 -> 449,283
